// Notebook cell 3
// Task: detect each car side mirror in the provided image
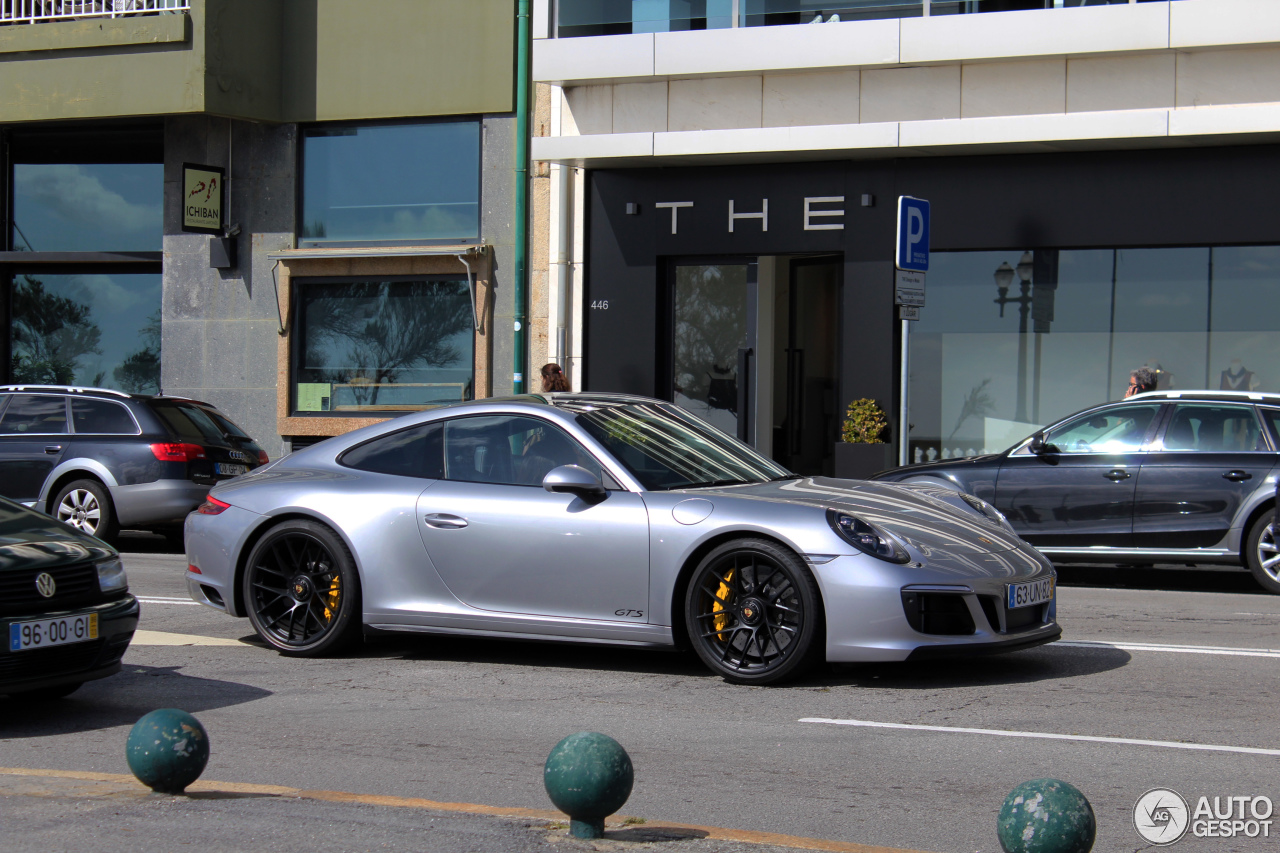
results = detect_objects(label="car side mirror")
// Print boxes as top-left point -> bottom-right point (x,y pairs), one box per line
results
1028,432 -> 1047,454
543,464 -> 607,501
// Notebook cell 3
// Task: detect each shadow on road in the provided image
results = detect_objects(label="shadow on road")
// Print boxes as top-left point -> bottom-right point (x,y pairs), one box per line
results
0,665 -> 271,738
1054,563 -> 1263,594
816,643 -> 1131,690
116,531 -> 185,555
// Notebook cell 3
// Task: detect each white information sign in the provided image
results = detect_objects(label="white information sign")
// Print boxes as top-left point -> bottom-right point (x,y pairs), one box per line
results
899,305 -> 919,321
895,269 -> 926,306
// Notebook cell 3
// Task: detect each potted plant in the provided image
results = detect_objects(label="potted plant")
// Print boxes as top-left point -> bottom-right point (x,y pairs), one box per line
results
834,398 -> 896,480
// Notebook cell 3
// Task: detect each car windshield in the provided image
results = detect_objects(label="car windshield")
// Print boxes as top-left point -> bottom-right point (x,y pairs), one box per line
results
150,401 -> 237,445
571,400 -> 791,490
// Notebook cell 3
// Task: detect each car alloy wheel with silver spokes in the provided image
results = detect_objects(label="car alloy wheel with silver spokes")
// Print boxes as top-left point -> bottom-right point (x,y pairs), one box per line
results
684,538 -> 822,685
53,479 -> 118,543
243,519 -> 361,656
1246,509 -> 1280,594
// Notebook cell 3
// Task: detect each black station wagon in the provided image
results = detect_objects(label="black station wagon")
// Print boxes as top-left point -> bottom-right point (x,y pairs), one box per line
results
875,391 -> 1280,593
0,385 -> 267,545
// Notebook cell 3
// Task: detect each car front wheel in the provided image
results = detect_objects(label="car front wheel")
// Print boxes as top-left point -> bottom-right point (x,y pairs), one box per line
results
1245,509 -> 1280,594
684,538 -> 823,685
54,479 -> 119,544
243,520 -> 362,656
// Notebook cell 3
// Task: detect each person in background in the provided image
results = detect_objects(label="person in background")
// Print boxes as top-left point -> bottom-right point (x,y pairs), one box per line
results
541,362 -> 569,393
1125,366 -> 1158,398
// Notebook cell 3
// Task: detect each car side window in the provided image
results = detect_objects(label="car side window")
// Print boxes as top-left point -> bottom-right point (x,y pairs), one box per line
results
71,399 -> 138,435
443,415 -> 602,486
340,422 -> 444,479
0,395 -> 69,435
1161,403 -> 1266,452
1043,404 -> 1160,454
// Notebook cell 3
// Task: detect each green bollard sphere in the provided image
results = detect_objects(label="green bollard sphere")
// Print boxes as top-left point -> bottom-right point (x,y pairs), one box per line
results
543,731 -> 634,839
997,779 -> 1096,853
125,709 -> 210,794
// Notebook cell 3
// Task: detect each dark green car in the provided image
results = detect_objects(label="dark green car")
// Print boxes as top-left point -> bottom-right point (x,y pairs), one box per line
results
0,495 -> 138,698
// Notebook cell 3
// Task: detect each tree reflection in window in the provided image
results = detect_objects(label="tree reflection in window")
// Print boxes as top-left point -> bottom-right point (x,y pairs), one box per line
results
297,279 -> 474,411
11,274 -> 103,386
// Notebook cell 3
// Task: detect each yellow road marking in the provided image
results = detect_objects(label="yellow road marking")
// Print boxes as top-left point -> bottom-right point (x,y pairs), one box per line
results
130,630 -> 246,646
0,766 -> 934,853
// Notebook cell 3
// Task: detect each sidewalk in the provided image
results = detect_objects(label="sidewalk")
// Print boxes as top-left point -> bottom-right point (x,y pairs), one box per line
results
0,767 -> 933,853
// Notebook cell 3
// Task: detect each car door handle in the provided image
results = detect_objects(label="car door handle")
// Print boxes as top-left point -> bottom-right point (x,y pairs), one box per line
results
1104,469 -> 1131,481
43,445 -> 63,454
424,513 -> 468,529
1223,470 -> 1253,482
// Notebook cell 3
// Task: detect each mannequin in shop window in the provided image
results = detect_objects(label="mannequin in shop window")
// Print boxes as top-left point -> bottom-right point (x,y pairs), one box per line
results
1220,358 -> 1261,392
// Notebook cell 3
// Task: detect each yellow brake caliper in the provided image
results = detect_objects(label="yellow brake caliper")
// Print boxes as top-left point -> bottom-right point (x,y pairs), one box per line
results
712,569 -> 734,636
323,572 -> 341,622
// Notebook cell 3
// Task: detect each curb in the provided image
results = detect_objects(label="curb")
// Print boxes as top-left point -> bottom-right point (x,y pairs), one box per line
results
0,766 -> 935,853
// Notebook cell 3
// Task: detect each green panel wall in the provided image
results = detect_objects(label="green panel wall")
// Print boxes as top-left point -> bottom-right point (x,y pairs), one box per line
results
282,0 -> 515,122
0,0 -> 514,125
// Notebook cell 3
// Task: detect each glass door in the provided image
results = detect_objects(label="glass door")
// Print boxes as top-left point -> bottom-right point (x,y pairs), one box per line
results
669,260 -> 758,443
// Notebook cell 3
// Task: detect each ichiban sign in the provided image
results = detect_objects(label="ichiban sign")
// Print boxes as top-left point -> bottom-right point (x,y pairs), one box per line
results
182,163 -> 224,234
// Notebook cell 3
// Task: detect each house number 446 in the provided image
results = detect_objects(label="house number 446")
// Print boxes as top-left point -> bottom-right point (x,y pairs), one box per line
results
591,300 -> 609,310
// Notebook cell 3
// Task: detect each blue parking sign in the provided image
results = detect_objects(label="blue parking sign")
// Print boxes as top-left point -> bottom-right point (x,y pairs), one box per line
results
896,196 -> 930,272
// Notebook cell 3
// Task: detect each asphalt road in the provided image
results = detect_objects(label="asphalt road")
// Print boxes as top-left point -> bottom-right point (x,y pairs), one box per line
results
4,536 -> 1278,853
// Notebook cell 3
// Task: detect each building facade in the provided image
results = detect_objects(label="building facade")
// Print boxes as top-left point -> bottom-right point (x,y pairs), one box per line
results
1,0 -> 519,457
531,0 -> 1280,474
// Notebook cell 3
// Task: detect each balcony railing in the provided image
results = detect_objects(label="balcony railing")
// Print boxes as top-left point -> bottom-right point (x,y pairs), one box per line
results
0,0 -> 189,25
556,0 -> 1179,38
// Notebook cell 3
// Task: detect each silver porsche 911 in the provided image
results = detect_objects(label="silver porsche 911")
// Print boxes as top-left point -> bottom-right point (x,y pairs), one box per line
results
184,393 -> 1060,684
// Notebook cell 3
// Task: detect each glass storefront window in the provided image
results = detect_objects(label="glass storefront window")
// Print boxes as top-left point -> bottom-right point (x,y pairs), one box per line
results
292,278 -> 474,414
299,122 -> 480,247
907,246 -> 1280,463
11,163 -> 162,253
9,273 -> 162,392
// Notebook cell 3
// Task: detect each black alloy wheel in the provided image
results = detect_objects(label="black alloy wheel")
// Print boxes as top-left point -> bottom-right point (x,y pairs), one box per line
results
1245,509 -> 1280,594
684,539 -> 822,685
243,520 -> 361,656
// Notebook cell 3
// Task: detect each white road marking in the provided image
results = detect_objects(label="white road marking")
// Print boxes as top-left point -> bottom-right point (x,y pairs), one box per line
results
799,718 -> 1280,757
1056,639 -> 1280,658
136,596 -> 200,606
131,630 -> 244,647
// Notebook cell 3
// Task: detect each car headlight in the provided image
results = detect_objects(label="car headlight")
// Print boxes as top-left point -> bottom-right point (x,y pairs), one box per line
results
957,493 -> 1016,533
827,510 -> 910,564
96,557 -> 129,594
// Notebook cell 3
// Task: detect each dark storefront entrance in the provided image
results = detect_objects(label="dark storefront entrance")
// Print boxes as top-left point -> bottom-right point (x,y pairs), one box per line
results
666,255 -> 839,474
584,146 -> 1280,476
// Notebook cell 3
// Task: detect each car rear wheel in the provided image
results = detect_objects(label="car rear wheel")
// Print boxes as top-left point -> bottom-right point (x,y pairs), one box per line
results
1245,509 -> 1280,594
54,479 -> 119,544
684,539 -> 823,685
243,520 -> 361,656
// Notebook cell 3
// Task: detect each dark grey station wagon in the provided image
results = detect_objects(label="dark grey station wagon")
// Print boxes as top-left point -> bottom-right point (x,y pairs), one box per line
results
874,391 -> 1280,593
0,386 -> 267,545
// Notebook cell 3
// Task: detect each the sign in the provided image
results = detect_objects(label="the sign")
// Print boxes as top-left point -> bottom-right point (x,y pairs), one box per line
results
182,163 -> 224,234
895,269 -> 926,306
896,195 -> 930,272
899,305 -> 919,321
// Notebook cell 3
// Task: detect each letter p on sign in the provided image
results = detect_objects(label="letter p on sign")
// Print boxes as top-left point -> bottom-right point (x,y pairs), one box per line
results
896,196 -> 930,272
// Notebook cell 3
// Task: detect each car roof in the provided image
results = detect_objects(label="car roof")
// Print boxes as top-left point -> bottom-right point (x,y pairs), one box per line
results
1124,389 -> 1280,404
0,385 -> 215,407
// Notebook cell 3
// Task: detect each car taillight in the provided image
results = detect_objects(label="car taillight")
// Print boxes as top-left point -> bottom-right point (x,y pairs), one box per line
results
197,496 -> 231,515
187,564 -> 203,574
257,450 -> 269,465
151,442 -> 207,462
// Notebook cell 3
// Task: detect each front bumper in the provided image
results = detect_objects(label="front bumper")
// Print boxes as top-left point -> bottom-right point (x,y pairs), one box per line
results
816,548 -> 1060,663
0,594 -> 139,695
